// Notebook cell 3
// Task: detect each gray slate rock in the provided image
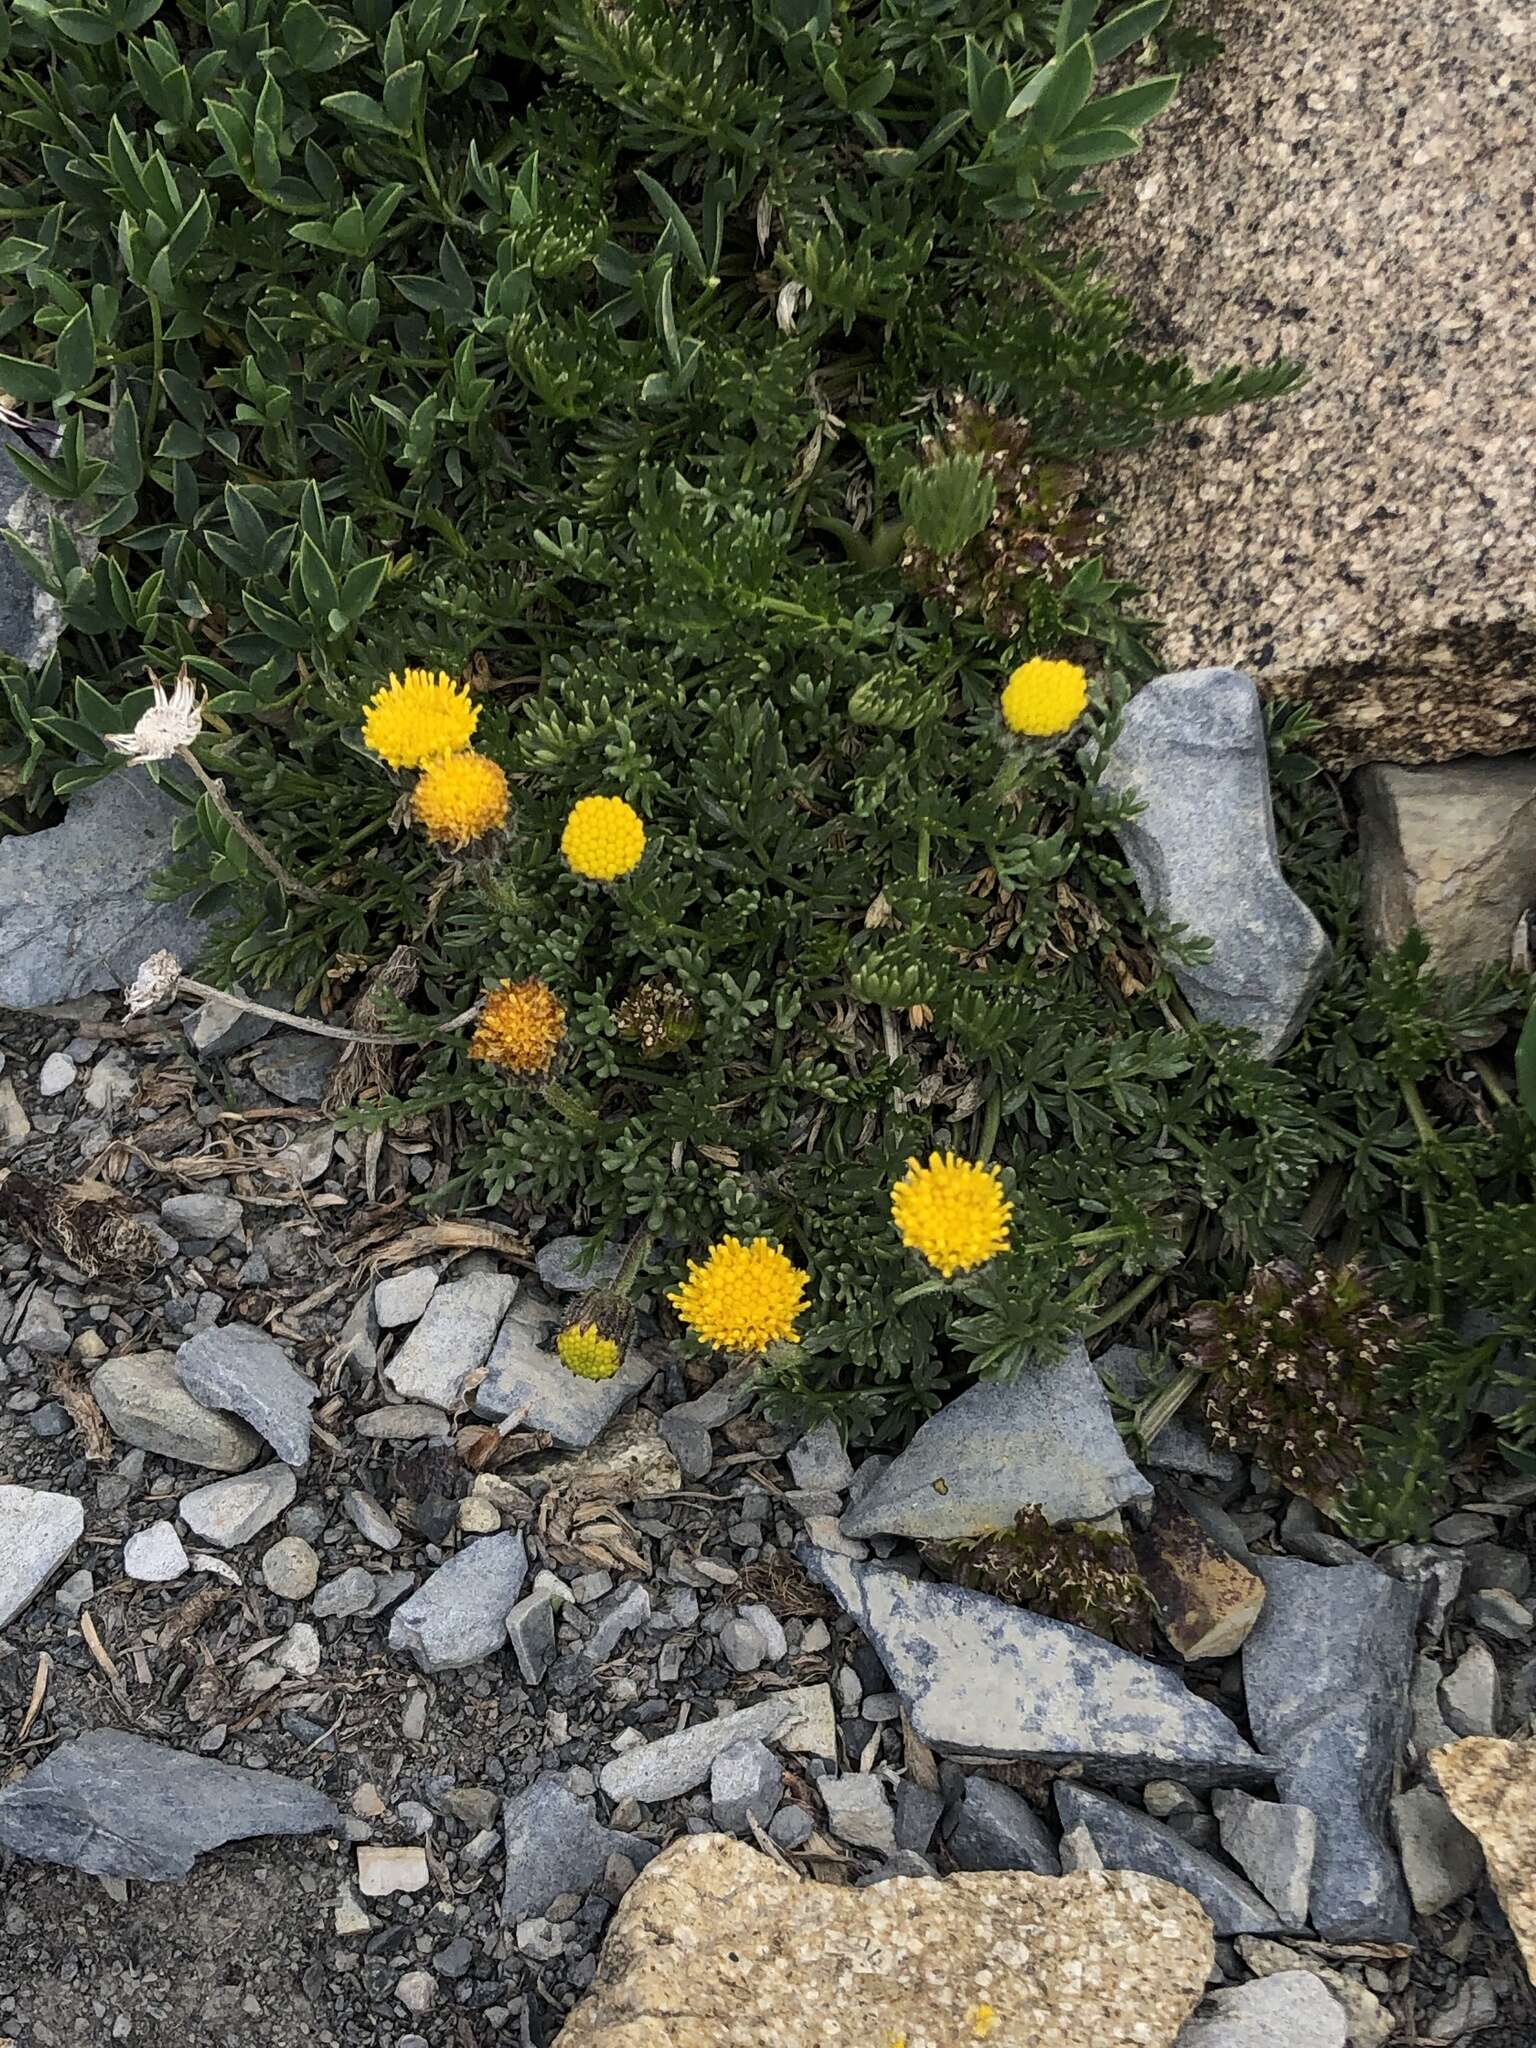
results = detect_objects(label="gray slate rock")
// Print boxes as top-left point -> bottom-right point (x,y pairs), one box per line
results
92,1351 -> 262,1473
0,770 -> 209,1010
0,1483 -> 85,1626
386,1270 -> 519,1410
389,1532 -> 528,1673
710,1740 -> 783,1834
840,1339 -> 1151,1541
658,1363 -> 759,1480
0,1728 -> 336,1880
1390,1781 -> 1483,1916
160,1193 -> 244,1243
944,1773 -> 1061,1876
1211,1788 -> 1317,1925
1095,1343 -> 1240,1484
123,1521 -> 190,1585
1099,666 -> 1331,1057
1175,1972 -> 1347,2048
176,1322 -> 317,1468
818,1774 -> 897,1853
506,1588 -> 558,1684
248,1031 -> 339,1106
313,1567 -> 378,1620
788,1418 -> 854,1492
597,1686 -> 834,1804
15,1288 -> 69,1358
180,1463 -> 297,1548
804,1547 -> 1263,1784
534,1234 -> 625,1294
473,1298 -> 658,1447
1242,1557 -> 1416,1940
500,1774 -> 654,1925
183,986 -> 277,1059
374,1266 -> 438,1329
1055,1783 -> 1287,1936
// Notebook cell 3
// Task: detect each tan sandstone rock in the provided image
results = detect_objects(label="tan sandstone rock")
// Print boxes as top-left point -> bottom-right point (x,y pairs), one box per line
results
554,1832 -> 1213,2048
1095,2 -> 1535,769
1431,1737 -> 1536,1980
1356,757 -> 1536,978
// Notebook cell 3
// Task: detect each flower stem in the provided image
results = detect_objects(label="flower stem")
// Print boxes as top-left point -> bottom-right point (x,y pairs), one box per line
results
177,978 -> 398,1045
543,1079 -> 601,1133
1080,1264 -> 1166,1341
177,749 -> 325,905
1135,1363 -> 1205,1451
976,1085 -> 1001,1161
614,1227 -> 654,1297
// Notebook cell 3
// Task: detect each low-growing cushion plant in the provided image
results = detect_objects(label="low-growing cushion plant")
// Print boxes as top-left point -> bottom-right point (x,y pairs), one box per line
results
0,0 -> 1530,1530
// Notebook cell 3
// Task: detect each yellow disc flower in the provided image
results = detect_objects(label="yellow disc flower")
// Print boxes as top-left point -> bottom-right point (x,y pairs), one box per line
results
561,794 -> 646,882
557,1322 -> 622,1381
891,1152 -> 1012,1278
410,750 -> 509,849
469,978 -> 566,1075
669,1236 -> 809,1353
362,667 -> 478,768
1000,657 -> 1089,739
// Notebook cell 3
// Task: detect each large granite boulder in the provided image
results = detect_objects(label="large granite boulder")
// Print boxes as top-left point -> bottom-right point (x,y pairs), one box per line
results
552,1832 -> 1214,2048
1094,6 -> 1534,769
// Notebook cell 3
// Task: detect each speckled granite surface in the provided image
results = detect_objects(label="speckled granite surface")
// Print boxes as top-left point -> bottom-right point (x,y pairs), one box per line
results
1095,1 -> 1534,767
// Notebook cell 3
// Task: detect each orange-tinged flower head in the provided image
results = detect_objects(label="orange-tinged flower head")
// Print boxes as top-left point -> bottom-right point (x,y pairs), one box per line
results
469,978 -> 566,1076
410,750 -> 509,848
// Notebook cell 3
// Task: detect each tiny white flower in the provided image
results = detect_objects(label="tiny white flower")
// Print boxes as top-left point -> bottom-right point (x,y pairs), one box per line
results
124,949 -> 182,1015
105,669 -> 204,763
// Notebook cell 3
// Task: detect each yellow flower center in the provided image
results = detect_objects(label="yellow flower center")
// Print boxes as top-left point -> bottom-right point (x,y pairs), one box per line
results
362,667 -> 479,768
668,1236 -> 809,1354
410,750 -> 509,848
557,1323 -> 622,1381
1000,657 -> 1089,738
890,1152 -> 1012,1278
561,794 -> 646,881
469,979 -> 566,1075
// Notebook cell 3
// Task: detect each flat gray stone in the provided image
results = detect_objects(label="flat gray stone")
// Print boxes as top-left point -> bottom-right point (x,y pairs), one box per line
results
473,1299 -> 658,1447
374,1266 -> 438,1328
248,1031 -> 339,1106
500,1774 -> 654,1925
160,1193 -> 244,1243
506,1588 -> 558,1684
944,1773 -> 1060,1876
1391,1781 -> 1483,1916
15,1288 -> 69,1358
388,1532 -> 528,1673
819,1774 -> 896,1853
386,1270 -> 519,1410
805,1548 -> 1262,1784
788,1419 -> 854,1492
598,1686 -> 836,1804
176,1322 -> 317,1468
183,986 -> 277,1059
0,770 -> 210,1010
840,1339 -> 1151,1541
92,1352 -> 262,1473
1211,1788 -> 1317,1925
1055,1784 -> 1287,1936
345,1489 -> 402,1551
180,1463 -> 297,1549
355,1403 -> 452,1443
657,1364 -> 759,1480
313,1567 -> 378,1620
585,1583 -> 651,1664
123,1521 -> 190,1585
38,1052 -> 76,1097
1099,667 -> 1331,1057
0,1483 -> 85,1626
1095,1343 -> 1241,1484
709,1740 -> 783,1834
1441,1640 -> 1500,1737
1242,1557 -> 1417,1940
0,1728 -> 336,1880
1176,1972 -> 1347,2048
534,1234 -> 625,1294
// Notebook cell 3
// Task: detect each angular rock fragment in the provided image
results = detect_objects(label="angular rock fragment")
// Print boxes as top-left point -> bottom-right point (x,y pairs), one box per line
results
1242,1558 -> 1416,1940
1390,1780 -> 1482,1916
176,1322 -> 317,1468
1431,1737 -> 1536,1974
555,1833 -> 1213,2048
92,1351 -> 261,1473
0,1729 -> 336,1879
1099,667 -> 1331,1057
0,1483 -> 85,1626
805,1548 -> 1263,1784
1176,1971 -> 1347,2048
817,1773 -> 896,1854
385,1268 -> 518,1409
1133,1493 -> 1266,1659
180,1463 -> 297,1548
1055,1784 -> 1287,1936
389,1531 -> 528,1673
598,1685 -> 836,1804
500,1774 -> 654,1925
944,1773 -> 1060,1876
841,1339 -> 1151,1541
1210,1789 -> 1316,1926
473,1296 -> 658,1447
709,1741 -> 783,1835
123,1521 -> 190,1585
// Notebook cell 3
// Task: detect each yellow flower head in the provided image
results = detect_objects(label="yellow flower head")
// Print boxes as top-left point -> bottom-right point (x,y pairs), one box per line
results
557,1322 -> 622,1381
469,978 -> 566,1076
410,750 -> 509,849
668,1236 -> 809,1354
362,667 -> 478,768
1000,657 -> 1089,739
561,794 -> 646,882
891,1152 -> 1012,1278
969,2006 -> 998,2042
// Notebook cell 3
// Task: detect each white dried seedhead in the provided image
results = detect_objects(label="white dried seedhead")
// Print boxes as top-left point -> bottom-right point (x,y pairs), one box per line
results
104,668 -> 204,763
124,950 -> 182,1015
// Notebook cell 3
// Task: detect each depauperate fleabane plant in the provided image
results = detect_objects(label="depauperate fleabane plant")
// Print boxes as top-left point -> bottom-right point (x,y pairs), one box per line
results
2,0 -> 1530,1517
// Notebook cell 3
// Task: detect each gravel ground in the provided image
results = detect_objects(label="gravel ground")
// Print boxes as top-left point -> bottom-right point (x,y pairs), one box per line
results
1,994 -> 1533,2048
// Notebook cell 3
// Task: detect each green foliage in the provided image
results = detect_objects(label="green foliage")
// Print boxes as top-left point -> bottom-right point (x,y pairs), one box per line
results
0,0 -> 1529,1519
